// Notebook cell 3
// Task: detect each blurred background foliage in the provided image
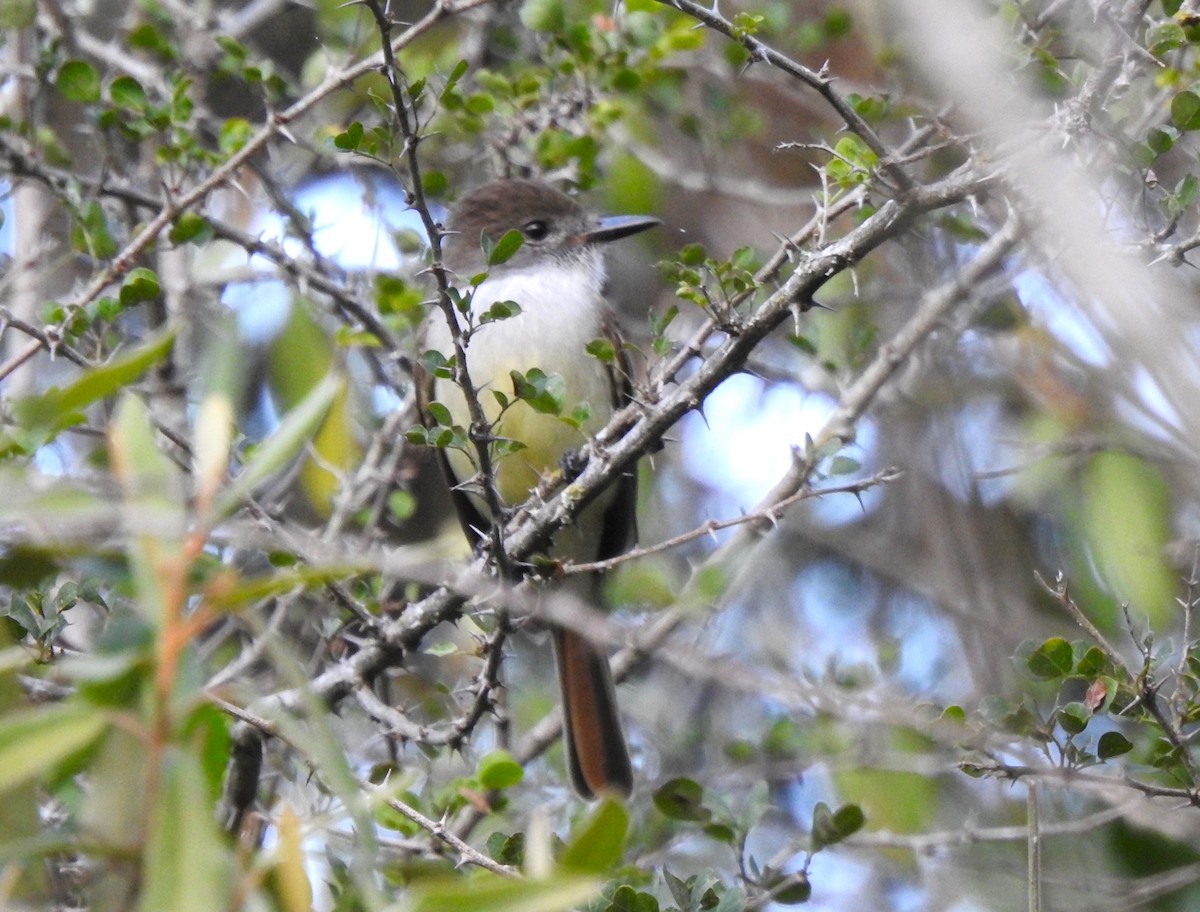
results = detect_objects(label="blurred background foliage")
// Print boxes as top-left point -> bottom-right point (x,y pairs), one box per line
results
2,0 -> 1200,910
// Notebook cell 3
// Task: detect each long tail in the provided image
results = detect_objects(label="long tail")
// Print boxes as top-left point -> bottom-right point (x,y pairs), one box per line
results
553,626 -> 632,799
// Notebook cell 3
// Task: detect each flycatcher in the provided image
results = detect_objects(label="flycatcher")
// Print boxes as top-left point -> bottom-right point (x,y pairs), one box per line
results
419,179 -> 660,798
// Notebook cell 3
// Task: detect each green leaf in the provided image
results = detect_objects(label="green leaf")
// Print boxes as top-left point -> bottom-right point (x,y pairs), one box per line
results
440,59 -> 469,101
828,455 -> 860,475
388,490 -> 416,521
425,401 -> 454,427
1026,636 -> 1073,679
486,228 -> 525,266
1079,451 -> 1174,625
411,873 -> 600,912
477,750 -> 524,790
560,799 -> 628,873
1096,730 -> 1133,760
771,874 -> 812,905
0,0 -> 35,28
1148,21 -> 1187,55
465,92 -> 495,114
486,831 -> 526,867
218,116 -> 253,154
168,211 -> 213,245
940,704 -> 966,722
374,274 -> 423,321
0,702 -> 109,794
119,267 -> 162,307
140,750 -> 232,912
11,330 -> 175,447
1055,702 -> 1089,736
109,75 -> 147,109
1172,90 -> 1200,131
423,170 -> 449,197
608,884 -> 659,912
480,300 -> 522,324
64,331 -> 174,413
1073,645 -> 1108,677
520,0 -> 566,32
491,437 -> 526,458
127,21 -> 176,59
811,801 -> 865,851
510,368 -> 566,415
110,394 -> 185,623
787,333 -> 816,355
653,777 -> 711,822
832,803 -> 866,839
70,200 -> 117,258
1146,127 -> 1178,157
585,337 -> 615,363
334,120 -> 364,151
214,372 -> 342,518
560,402 -> 591,430
420,349 -> 454,379
1176,173 -> 1198,209
763,716 -> 804,761
651,302 -> 678,338
56,60 -> 101,102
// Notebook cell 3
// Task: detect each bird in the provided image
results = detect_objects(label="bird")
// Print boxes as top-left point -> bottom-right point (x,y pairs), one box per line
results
418,178 -> 660,798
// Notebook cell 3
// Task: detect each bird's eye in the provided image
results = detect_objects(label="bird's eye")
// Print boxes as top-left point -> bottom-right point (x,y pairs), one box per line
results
522,219 -> 550,241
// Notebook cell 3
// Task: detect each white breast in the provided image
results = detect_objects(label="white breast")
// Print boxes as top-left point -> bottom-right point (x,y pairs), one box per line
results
423,255 -> 617,523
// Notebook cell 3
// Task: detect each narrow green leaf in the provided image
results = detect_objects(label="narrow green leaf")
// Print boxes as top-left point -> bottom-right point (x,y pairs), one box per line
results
17,329 -> 176,429
440,59 -> 469,100
560,799 -> 628,873
0,703 -> 108,794
140,751 -> 232,912
110,393 -> 185,624
214,372 -> 342,518
411,873 -> 599,912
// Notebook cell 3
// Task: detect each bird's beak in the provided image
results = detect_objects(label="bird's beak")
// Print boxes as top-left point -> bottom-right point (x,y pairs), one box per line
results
579,214 -> 662,245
